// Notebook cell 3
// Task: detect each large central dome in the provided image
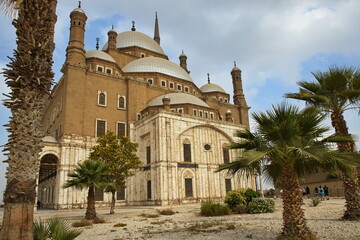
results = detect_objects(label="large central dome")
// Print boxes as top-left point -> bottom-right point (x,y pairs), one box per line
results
102,31 -> 165,55
122,57 -> 193,82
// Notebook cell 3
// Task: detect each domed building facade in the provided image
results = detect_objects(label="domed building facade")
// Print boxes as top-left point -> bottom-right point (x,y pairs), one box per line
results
38,6 -> 253,209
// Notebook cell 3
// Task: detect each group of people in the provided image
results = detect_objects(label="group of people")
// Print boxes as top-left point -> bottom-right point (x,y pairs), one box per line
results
302,185 -> 329,200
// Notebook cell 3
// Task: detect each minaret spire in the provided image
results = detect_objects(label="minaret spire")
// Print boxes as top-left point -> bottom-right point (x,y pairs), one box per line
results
96,37 -> 99,50
154,12 -> 160,45
207,73 -> 211,84
131,21 -> 136,31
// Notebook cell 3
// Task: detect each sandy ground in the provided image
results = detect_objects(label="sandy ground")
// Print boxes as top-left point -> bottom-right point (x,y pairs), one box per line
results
1,198 -> 359,239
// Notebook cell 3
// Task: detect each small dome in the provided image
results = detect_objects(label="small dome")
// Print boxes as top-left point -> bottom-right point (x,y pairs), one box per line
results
85,50 -> 116,63
71,8 -> 86,14
225,109 -> 232,114
42,136 -> 58,143
102,31 -> 165,55
200,83 -> 226,93
108,28 -> 117,34
148,93 -> 209,108
232,66 -> 240,72
123,57 -> 192,82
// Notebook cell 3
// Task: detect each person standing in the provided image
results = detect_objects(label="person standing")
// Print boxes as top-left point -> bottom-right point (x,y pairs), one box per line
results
318,185 -> 325,201
324,185 -> 329,200
305,186 -> 310,198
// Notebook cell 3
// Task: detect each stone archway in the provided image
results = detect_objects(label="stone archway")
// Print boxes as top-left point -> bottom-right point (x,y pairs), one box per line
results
37,154 -> 58,209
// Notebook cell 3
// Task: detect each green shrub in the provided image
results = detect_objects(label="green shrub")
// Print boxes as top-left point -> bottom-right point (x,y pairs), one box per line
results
247,198 -> 275,214
233,204 -> 248,214
244,188 -> 258,204
310,198 -> 321,207
201,200 -> 231,216
34,217 -> 82,240
224,189 -> 246,210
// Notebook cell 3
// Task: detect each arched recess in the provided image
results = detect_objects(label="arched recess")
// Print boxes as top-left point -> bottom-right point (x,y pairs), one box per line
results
37,153 -> 59,209
178,124 -> 234,143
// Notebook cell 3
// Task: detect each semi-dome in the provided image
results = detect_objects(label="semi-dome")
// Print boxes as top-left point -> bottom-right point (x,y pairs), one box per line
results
42,136 -> 58,143
102,31 -> 165,55
200,83 -> 226,93
122,57 -> 193,82
147,93 -> 209,108
85,50 -> 116,63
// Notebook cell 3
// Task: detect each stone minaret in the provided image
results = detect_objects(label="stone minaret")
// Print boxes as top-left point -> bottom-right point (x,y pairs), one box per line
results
154,12 -> 160,45
231,62 -> 249,126
107,25 -> 117,51
66,2 -> 87,65
179,50 -> 190,73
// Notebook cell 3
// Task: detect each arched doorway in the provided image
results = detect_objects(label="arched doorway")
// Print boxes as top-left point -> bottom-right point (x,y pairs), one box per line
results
37,154 -> 58,209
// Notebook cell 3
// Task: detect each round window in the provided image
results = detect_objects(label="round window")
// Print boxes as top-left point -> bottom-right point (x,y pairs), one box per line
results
204,144 -> 211,150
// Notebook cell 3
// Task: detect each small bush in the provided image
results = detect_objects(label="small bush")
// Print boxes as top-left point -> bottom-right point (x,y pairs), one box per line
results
71,220 -> 92,227
34,218 -> 82,240
233,204 -> 248,214
247,198 -> 275,214
140,213 -> 160,218
310,198 -> 321,207
244,188 -> 258,204
159,208 -> 175,215
93,218 -> 106,224
201,200 -> 231,216
113,223 -> 127,227
224,189 -> 247,210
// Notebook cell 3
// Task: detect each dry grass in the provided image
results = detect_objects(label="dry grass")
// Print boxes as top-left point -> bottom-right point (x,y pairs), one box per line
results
92,218 -> 106,224
139,213 -> 160,218
113,223 -> 127,227
72,220 -> 92,227
159,208 -> 175,215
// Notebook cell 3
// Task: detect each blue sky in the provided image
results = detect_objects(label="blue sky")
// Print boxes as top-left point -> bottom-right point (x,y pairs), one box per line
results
0,0 -> 359,199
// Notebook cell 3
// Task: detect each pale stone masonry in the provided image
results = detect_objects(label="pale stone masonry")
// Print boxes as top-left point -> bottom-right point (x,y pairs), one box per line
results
37,5 -> 254,209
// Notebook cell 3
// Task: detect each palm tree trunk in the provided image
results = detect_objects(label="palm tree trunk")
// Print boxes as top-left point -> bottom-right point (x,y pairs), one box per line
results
280,163 -> 312,239
0,0 -> 57,239
86,186 -> 97,220
331,111 -> 360,220
110,191 -> 116,214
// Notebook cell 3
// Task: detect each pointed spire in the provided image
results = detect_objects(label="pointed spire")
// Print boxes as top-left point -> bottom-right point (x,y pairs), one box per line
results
207,73 -> 211,84
154,12 -> 160,45
112,24 -> 114,30
131,21 -> 136,31
96,38 -> 99,50
78,1 -> 81,8
234,61 -> 236,67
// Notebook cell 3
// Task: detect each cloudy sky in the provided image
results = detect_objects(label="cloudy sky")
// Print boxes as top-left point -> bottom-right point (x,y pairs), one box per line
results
0,0 -> 359,199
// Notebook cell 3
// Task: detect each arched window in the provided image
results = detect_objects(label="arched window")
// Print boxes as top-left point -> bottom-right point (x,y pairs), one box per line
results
183,139 -> 191,162
98,91 -> 106,106
118,95 -> 125,109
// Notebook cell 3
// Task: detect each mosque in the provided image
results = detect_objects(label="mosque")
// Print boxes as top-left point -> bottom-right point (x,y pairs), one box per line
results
37,4 -> 255,209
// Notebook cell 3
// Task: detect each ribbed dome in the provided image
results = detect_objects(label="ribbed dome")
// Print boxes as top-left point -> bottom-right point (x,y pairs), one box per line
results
148,93 -> 209,108
200,83 -> 226,93
102,31 -> 165,55
122,57 -> 193,82
85,50 -> 116,63
232,66 -> 240,72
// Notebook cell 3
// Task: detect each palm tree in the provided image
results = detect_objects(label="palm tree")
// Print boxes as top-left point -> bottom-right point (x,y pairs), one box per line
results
285,66 -> 360,220
0,0 -> 57,239
218,103 -> 360,239
63,160 -> 110,220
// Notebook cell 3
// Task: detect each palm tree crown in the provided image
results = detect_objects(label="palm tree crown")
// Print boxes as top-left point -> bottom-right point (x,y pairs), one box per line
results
218,103 -> 360,239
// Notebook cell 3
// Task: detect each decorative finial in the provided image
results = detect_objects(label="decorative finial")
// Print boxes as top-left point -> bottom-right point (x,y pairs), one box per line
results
96,37 -> 99,50
182,50 -> 184,54
78,1 -> 81,8
156,11 -> 158,18
131,21 -> 136,31
207,73 -> 210,84
112,25 -> 114,30
234,61 -> 236,67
